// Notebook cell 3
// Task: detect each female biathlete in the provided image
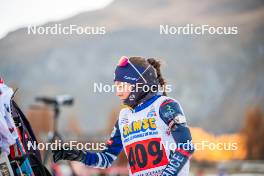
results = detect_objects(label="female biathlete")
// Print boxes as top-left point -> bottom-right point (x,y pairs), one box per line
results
53,56 -> 194,176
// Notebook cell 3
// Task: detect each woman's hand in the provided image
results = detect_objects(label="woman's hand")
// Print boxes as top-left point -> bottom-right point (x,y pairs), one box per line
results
52,146 -> 86,163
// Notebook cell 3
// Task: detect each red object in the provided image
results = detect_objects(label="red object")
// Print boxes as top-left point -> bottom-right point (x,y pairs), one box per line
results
9,127 -> 25,159
0,78 -> 4,84
106,139 -> 113,145
118,56 -> 129,67
175,148 -> 191,157
160,99 -> 174,107
51,163 -> 63,176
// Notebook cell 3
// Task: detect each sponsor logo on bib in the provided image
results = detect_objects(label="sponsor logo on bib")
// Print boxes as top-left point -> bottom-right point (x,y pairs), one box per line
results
123,117 -> 157,138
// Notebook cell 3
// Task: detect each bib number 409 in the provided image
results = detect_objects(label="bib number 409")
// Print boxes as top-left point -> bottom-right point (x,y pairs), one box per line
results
125,138 -> 168,174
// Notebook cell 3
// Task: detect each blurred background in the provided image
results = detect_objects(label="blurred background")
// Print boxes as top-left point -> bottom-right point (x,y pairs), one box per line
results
0,0 -> 264,175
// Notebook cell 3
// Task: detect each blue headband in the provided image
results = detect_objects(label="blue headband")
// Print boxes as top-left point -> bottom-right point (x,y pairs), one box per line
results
114,63 -> 146,84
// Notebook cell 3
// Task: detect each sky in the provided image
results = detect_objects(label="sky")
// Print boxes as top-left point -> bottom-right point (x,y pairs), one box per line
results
0,0 -> 113,39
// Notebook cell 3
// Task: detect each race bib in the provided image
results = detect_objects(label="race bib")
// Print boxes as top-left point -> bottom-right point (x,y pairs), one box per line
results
125,138 -> 169,174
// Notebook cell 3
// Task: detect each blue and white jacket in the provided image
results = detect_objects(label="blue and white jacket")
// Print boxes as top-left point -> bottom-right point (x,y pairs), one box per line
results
83,95 -> 194,176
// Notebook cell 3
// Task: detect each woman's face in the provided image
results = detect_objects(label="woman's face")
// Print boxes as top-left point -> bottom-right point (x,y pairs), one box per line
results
114,81 -> 133,101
